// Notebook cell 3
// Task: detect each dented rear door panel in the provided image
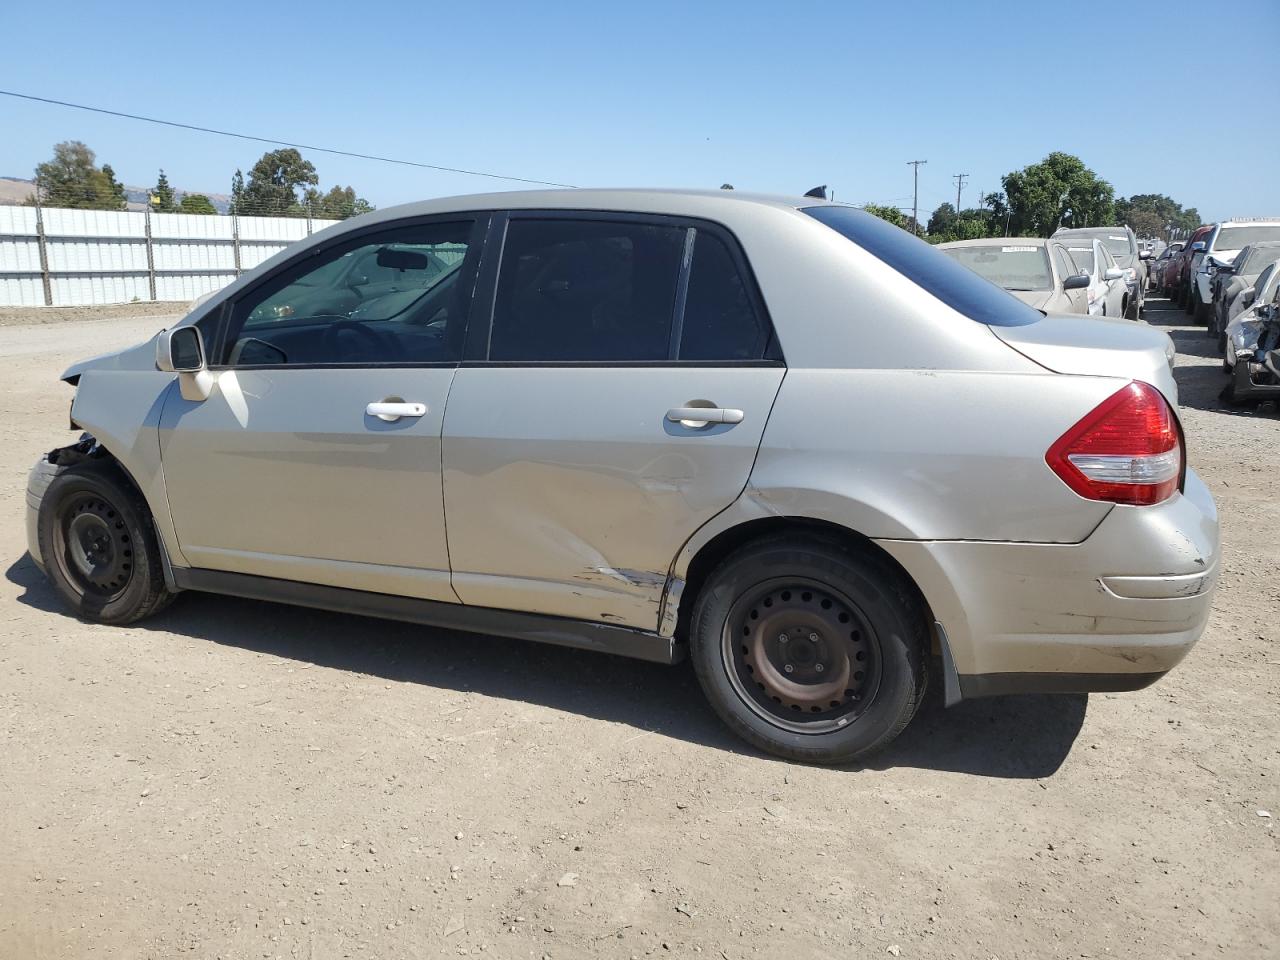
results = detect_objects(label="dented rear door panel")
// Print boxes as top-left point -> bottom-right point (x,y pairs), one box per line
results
441,366 -> 784,628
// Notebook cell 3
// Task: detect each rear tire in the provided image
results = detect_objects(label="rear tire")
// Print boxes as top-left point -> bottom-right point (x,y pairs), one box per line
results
689,536 -> 927,765
37,462 -> 174,625
1193,300 -> 1210,326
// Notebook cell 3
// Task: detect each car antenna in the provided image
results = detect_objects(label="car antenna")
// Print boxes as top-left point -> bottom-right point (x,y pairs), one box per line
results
804,185 -> 829,199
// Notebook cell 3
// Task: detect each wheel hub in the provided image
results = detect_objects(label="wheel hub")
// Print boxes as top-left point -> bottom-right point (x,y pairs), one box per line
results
56,495 -> 133,598
724,580 -> 880,734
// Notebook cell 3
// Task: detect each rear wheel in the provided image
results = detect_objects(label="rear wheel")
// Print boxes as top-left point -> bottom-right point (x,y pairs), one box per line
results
689,537 -> 926,765
37,462 -> 173,624
1193,299 -> 1210,326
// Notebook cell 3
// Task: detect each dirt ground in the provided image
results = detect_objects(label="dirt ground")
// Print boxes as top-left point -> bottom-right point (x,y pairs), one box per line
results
0,298 -> 1275,960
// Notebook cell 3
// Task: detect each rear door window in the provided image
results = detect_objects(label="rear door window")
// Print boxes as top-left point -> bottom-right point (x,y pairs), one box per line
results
678,231 -> 773,361
489,218 -> 685,362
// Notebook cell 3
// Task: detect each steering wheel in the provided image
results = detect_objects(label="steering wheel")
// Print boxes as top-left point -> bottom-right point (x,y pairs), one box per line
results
320,320 -> 397,362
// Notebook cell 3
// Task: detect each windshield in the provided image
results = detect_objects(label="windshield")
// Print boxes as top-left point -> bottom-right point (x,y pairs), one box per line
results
939,245 -> 1052,291
802,206 -> 1041,327
1241,247 -> 1280,279
1102,234 -> 1134,257
1066,247 -> 1095,273
1214,225 -> 1280,251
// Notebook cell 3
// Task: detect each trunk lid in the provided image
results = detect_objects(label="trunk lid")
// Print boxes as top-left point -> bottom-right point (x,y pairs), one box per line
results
990,312 -> 1179,405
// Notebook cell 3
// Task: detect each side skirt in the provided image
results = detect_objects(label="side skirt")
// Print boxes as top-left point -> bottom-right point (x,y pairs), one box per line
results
172,568 -> 681,665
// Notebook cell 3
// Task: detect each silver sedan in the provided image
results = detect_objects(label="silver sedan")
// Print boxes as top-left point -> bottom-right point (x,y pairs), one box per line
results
25,189 -> 1218,764
937,237 -> 1090,313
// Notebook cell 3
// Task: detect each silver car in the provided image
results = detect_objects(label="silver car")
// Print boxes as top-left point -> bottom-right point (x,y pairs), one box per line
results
936,237 -> 1090,313
1060,238 -> 1128,318
25,190 -> 1219,764
1053,225 -> 1151,319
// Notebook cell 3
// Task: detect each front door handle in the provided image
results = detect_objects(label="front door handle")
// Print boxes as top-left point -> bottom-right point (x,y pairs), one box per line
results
666,406 -> 745,427
366,401 -> 427,422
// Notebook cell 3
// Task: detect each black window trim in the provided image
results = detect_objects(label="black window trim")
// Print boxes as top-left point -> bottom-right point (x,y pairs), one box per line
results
204,212 -> 493,371
464,208 -> 784,367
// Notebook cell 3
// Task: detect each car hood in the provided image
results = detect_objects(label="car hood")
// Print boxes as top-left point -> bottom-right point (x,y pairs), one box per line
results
61,333 -> 165,384
990,312 -> 1179,405
1010,289 -> 1054,310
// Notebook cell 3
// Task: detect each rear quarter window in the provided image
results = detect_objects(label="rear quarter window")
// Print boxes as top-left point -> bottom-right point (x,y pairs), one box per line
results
802,206 -> 1042,327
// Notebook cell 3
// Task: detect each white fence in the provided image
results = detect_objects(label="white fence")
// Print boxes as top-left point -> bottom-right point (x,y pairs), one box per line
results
0,205 -> 340,307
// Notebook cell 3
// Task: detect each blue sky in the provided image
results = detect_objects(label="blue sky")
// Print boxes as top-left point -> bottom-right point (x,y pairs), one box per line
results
2,0 -> 1276,221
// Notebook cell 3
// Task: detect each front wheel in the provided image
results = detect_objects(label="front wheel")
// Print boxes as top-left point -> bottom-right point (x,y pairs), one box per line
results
689,538 -> 926,765
37,462 -> 174,624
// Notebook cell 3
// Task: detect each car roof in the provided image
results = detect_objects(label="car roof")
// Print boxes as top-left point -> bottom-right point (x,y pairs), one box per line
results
344,187 -> 835,223
1052,226 -> 1134,238
936,237 -> 1049,249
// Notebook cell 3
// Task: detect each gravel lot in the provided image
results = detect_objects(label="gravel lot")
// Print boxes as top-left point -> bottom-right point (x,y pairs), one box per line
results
1,298 -> 1276,959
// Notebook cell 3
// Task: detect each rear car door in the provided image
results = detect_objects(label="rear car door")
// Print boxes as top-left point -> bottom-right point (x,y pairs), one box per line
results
158,216 -> 486,600
441,212 -> 785,629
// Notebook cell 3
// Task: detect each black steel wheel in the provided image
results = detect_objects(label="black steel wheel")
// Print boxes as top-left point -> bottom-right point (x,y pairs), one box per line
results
722,578 -> 882,734
690,536 -> 926,765
37,461 -> 174,624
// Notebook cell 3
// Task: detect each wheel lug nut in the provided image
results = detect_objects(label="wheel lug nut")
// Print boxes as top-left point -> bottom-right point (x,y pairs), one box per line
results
815,663 -> 825,673
778,635 -> 788,644
783,664 -> 794,674
808,633 -> 819,643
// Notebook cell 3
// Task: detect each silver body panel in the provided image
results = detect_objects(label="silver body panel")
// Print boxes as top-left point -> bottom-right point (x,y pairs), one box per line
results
31,188 -> 1220,689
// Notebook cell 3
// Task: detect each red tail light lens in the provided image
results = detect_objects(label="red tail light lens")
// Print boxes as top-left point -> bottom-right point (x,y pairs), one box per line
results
1046,381 -> 1182,506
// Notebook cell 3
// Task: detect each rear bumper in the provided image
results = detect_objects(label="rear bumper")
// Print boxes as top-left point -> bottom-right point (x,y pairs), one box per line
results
879,468 -> 1219,700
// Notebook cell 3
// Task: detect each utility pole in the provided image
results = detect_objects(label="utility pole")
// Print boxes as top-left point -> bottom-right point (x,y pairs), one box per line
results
907,159 -> 927,236
953,172 -> 969,211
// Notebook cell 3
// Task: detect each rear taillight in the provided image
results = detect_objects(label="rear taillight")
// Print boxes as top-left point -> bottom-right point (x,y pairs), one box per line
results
1046,381 -> 1183,506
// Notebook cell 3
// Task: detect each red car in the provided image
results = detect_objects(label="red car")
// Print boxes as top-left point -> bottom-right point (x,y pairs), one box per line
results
1168,225 -> 1212,306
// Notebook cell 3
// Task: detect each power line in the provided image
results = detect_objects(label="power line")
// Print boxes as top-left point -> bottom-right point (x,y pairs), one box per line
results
952,172 -> 969,211
0,89 -> 578,189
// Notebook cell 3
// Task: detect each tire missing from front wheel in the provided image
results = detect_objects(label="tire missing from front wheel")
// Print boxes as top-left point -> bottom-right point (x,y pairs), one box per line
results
689,537 -> 927,765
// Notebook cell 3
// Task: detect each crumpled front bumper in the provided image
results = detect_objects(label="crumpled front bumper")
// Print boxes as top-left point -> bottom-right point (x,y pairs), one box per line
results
24,456 -> 62,572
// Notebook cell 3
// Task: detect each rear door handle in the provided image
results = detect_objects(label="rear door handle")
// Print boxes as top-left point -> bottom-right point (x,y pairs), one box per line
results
366,401 -> 427,422
666,406 -> 745,426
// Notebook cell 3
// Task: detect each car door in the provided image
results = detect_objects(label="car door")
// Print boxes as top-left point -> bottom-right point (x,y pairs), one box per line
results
1100,245 -> 1125,316
441,212 -> 785,629
1049,243 -> 1087,314
158,216 -> 486,601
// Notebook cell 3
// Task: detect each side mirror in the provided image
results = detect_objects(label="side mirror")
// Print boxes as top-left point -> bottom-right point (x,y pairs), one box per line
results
156,327 -> 214,401
1190,241 -> 1206,252
1104,267 -> 1125,280
1063,273 -> 1091,290
1139,249 -> 1153,260
1258,304 -> 1276,322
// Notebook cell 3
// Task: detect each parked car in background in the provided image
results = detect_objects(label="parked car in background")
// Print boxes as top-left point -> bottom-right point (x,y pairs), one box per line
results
1223,265 -> 1280,405
1209,241 -> 1280,347
1224,260 -> 1280,370
1173,225 -> 1214,307
1187,219 -> 1280,325
937,237 -> 1089,314
1152,242 -> 1184,294
1060,238 -> 1127,317
23,189 -> 1215,765
1053,225 -> 1150,319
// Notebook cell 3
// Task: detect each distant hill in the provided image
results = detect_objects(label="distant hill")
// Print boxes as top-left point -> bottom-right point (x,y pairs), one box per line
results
0,176 -> 232,214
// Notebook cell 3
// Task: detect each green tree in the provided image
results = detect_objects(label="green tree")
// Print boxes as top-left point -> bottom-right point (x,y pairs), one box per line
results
230,169 -> 246,216
306,185 -> 375,220
861,203 -> 906,228
1114,193 -> 1200,239
101,164 -> 127,208
31,140 -> 124,210
152,169 -> 177,212
178,193 -> 217,215
927,202 -> 957,237
1001,152 -> 1115,236
243,148 -> 318,216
